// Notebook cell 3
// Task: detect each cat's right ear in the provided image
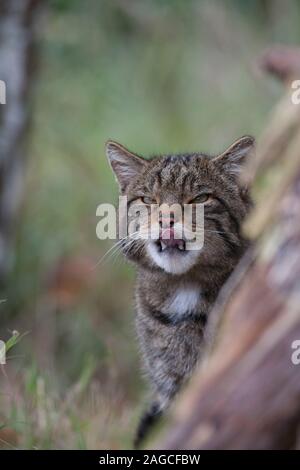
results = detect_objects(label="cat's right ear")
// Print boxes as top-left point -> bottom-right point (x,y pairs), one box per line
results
212,136 -> 255,178
106,141 -> 147,192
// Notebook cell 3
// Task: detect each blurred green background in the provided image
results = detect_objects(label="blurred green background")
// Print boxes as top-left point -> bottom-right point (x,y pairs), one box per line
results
1,0 -> 300,449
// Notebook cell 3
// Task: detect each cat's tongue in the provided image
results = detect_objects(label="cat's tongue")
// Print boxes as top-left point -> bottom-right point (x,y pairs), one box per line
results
160,228 -> 185,250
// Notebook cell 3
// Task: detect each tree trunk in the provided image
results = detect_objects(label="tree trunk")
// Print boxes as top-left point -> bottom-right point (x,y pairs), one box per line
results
159,89 -> 300,450
0,0 -> 41,282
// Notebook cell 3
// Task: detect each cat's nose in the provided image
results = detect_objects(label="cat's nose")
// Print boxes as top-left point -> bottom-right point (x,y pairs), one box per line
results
159,214 -> 175,229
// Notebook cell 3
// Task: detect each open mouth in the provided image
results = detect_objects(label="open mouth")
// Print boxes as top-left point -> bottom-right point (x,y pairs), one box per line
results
155,239 -> 186,253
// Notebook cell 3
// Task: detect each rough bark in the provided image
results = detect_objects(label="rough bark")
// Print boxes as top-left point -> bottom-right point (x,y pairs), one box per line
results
158,89 -> 300,450
0,0 -> 41,282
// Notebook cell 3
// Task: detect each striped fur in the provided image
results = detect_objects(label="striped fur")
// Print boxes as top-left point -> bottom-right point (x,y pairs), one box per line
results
106,136 -> 255,447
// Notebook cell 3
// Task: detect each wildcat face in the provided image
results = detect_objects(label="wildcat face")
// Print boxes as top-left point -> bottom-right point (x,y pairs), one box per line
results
106,136 -> 254,275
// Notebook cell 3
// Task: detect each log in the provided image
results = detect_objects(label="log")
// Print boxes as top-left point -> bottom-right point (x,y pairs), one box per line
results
157,87 -> 300,450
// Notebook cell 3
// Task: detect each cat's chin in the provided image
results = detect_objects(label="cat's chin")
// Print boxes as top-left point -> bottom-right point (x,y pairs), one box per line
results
147,241 -> 200,275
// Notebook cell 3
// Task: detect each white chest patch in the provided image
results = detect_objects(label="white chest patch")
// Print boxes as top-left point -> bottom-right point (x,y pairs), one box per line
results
162,287 -> 201,320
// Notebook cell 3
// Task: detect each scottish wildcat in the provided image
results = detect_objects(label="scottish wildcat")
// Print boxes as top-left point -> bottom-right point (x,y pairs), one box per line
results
106,136 -> 254,447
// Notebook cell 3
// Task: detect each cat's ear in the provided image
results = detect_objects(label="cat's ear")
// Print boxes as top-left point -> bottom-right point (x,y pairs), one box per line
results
106,140 -> 147,192
212,136 -> 255,177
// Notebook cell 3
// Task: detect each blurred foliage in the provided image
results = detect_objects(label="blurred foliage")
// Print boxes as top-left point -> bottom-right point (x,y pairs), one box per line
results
1,0 -> 300,449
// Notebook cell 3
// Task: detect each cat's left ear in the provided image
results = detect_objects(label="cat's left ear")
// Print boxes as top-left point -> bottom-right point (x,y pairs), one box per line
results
106,140 -> 147,193
212,136 -> 255,177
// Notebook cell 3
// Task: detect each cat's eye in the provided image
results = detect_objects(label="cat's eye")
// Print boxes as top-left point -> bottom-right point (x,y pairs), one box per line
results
191,193 -> 210,204
141,196 -> 156,205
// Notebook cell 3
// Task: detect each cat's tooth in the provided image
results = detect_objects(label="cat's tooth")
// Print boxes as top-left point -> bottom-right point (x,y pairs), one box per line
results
161,241 -> 167,251
178,241 -> 185,251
